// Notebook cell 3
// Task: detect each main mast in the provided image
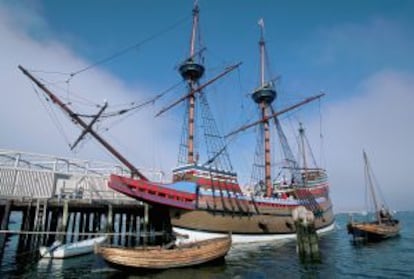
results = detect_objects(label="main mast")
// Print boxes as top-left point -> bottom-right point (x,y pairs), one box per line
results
179,2 -> 204,165
299,123 -> 308,185
252,19 -> 276,197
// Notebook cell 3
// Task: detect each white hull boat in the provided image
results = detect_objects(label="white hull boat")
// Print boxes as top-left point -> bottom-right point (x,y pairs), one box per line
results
39,236 -> 107,259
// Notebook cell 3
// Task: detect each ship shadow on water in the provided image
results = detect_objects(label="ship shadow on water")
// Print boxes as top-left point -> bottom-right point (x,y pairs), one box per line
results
94,255 -> 227,279
96,255 -> 227,278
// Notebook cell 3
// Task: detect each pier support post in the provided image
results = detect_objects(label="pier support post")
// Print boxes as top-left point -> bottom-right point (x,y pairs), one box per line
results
293,206 -> 320,263
57,200 -> 69,242
84,212 -> 90,239
48,208 -> 59,244
132,214 -> 138,246
0,200 -> 12,257
93,212 -> 100,233
143,204 -> 149,245
0,200 -> 11,231
118,213 -> 123,245
79,212 -> 85,241
125,213 -> 131,247
106,205 -> 113,244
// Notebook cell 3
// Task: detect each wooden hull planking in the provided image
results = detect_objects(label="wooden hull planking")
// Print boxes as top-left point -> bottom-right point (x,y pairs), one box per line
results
171,207 -> 334,234
95,236 -> 231,269
347,221 -> 400,242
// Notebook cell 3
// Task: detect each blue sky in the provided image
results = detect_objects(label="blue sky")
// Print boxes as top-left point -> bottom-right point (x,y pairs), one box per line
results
1,0 -> 414,211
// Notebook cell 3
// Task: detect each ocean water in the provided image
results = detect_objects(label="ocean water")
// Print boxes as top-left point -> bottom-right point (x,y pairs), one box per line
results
0,211 -> 413,278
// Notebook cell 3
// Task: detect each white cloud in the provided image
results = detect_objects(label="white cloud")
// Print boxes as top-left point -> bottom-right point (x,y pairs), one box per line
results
1,2 -> 413,213
309,17 -> 413,68
320,70 -> 414,212
0,3 -> 179,178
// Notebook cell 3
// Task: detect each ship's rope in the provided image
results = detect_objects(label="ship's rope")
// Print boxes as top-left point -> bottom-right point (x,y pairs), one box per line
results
26,15 -> 190,83
304,129 -> 318,169
76,80 -> 184,119
31,83 -> 72,149
318,97 -> 326,169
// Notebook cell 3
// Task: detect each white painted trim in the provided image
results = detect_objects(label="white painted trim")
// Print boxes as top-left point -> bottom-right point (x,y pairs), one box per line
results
173,222 -> 336,244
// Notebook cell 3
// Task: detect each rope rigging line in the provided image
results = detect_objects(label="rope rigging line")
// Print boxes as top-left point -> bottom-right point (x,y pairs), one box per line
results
304,132 -> 318,168
27,15 -> 190,84
37,77 -> 101,108
318,97 -> 326,169
28,67 -> 184,146
31,83 -> 72,149
68,15 -> 191,80
74,80 -> 184,119
199,92 -> 233,171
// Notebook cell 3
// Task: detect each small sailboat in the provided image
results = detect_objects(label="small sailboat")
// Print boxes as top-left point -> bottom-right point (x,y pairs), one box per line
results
39,235 -> 107,259
95,235 -> 231,270
347,151 -> 400,242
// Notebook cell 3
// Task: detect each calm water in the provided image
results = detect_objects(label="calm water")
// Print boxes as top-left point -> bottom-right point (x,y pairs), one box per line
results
1,211 -> 413,278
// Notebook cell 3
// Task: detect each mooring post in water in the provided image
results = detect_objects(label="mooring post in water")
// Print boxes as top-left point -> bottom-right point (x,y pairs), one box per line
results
292,206 -> 320,262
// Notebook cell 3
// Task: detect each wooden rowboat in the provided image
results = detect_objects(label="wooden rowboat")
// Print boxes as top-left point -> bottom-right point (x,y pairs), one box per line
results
95,235 -> 231,269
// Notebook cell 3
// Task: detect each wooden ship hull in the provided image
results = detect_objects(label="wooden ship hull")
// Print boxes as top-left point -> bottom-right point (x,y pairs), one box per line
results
170,207 -> 335,241
347,220 -> 400,242
95,236 -> 231,269
109,167 -> 335,243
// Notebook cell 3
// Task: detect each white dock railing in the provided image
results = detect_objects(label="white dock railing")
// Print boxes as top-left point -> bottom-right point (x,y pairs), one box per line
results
0,149 -> 162,201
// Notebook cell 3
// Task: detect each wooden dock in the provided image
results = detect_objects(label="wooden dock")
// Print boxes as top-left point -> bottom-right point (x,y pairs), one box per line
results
0,149 -> 171,263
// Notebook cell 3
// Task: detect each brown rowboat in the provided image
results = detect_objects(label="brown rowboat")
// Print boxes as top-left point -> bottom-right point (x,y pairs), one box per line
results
95,235 -> 231,269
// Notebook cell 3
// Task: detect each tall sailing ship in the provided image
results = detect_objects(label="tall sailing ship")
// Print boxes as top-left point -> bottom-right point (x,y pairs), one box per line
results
20,3 -> 335,243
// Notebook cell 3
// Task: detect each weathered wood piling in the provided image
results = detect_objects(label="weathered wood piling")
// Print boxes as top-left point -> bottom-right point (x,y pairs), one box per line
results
293,206 -> 320,262
0,198 -> 171,264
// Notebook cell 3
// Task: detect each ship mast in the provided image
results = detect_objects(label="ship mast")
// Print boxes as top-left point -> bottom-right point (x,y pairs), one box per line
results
252,19 -> 276,197
299,123 -> 308,185
18,65 -> 148,181
179,1 -> 204,165
363,150 -> 381,224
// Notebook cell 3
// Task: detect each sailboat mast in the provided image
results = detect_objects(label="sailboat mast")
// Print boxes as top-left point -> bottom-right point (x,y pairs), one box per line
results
363,151 -> 381,223
179,2 -> 204,165
18,65 -> 148,181
259,21 -> 266,86
252,19 -> 276,197
299,123 -> 308,185
189,2 -> 199,58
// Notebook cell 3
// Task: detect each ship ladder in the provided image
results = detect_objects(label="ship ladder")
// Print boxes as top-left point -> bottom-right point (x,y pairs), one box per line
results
219,181 -> 238,216
217,184 -> 232,214
21,199 -> 33,247
250,196 -> 261,214
208,174 -> 230,215
33,198 -> 48,247
232,192 -> 250,216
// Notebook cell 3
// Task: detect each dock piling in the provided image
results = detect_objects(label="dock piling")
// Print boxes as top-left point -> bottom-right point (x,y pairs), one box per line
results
293,206 -> 321,263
